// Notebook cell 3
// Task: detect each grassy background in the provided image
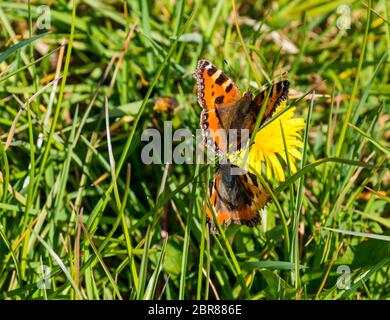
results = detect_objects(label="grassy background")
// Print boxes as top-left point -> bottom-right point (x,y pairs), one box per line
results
0,0 -> 389,300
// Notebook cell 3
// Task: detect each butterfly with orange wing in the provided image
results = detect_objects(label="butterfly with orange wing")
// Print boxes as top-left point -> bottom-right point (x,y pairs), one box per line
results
195,60 -> 289,231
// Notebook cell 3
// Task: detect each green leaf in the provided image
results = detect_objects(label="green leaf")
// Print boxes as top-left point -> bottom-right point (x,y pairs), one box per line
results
349,123 -> 390,155
260,269 -> 296,299
351,236 -> 390,268
162,238 -> 184,277
241,261 -> 306,271
277,157 -> 374,193
0,32 -> 50,63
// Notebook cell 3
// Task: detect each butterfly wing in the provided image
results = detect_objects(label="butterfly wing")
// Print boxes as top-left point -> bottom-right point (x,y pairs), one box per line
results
196,60 -> 242,153
250,80 -> 289,128
206,164 -> 270,232
225,80 -> 290,149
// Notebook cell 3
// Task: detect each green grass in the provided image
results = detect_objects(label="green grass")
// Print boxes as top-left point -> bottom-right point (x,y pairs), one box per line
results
0,0 -> 389,300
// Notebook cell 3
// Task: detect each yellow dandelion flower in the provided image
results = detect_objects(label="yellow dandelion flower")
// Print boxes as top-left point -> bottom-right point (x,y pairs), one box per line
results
233,100 -> 305,182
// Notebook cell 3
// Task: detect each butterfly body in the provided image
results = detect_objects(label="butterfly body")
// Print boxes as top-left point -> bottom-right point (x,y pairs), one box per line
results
195,60 -> 289,230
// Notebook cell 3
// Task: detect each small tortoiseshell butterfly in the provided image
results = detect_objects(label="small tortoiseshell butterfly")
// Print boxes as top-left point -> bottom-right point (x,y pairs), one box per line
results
195,60 -> 289,230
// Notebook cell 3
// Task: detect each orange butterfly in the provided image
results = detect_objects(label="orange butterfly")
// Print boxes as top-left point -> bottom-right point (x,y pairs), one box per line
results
195,60 -> 289,230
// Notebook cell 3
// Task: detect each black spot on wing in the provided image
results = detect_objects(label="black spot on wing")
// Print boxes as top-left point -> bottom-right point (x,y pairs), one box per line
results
278,80 -> 289,101
215,95 -> 224,104
225,83 -> 233,93
215,73 -> 228,85
207,65 -> 218,76
274,80 -> 290,108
